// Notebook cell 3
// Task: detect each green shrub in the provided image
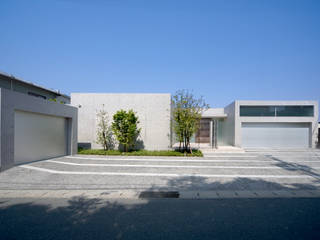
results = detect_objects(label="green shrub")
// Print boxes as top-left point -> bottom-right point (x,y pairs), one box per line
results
112,109 -> 141,152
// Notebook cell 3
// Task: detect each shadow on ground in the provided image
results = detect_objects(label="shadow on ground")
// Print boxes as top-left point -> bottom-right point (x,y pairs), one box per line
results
1,196 -> 320,240
265,154 -> 320,180
1,152 -> 320,239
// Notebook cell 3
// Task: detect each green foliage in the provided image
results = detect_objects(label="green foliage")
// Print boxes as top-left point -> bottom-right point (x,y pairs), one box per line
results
48,98 -> 64,104
78,148 -> 203,157
172,89 -> 209,153
112,109 -> 141,152
96,109 -> 114,150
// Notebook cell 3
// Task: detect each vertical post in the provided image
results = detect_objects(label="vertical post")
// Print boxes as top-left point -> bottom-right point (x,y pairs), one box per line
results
210,119 -> 213,148
66,118 -> 72,155
214,119 -> 218,149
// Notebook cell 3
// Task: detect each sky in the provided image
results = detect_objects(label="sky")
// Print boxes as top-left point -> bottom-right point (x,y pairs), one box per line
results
0,0 -> 319,111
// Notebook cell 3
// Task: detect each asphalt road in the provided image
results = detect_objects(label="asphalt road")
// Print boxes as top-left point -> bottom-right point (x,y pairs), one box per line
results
0,197 -> 320,240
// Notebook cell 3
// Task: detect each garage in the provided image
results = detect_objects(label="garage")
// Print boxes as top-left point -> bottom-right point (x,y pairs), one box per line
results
241,122 -> 310,148
14,110 -> 67,164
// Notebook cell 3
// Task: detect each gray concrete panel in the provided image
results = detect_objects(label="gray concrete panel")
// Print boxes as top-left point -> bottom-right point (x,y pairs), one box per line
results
71,93 -> 171,150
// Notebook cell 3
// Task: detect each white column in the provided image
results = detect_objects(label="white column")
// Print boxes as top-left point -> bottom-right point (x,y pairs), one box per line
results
210,119 -> 213,148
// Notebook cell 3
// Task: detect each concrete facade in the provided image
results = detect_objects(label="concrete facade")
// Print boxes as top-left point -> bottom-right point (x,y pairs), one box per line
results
71,93 -> 171,150
74,94 -> 318,150
235,101 -> 318,148
0,88 -> 78,172
195,100 -> 318,149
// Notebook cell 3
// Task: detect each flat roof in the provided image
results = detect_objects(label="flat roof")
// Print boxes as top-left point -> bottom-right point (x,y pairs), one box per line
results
0,71 -> 70,99
202,108 -> 227,118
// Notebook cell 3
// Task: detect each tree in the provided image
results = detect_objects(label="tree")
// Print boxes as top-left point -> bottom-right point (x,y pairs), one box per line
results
96,109 -> 114,150
172,90 -> 209,153
112,109 -> 141,152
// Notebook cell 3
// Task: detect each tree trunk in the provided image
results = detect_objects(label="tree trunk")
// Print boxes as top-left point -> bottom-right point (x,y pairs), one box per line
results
184,131 -> 187,153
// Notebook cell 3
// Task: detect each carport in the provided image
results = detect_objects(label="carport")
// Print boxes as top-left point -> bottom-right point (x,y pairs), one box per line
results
0,88 -> 77,171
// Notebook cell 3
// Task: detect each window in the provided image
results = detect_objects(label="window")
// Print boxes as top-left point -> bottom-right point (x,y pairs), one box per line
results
28,92 -> 47,100
240,105 -> 314,117
276,106 -> 314,116
240,106 -> 275,116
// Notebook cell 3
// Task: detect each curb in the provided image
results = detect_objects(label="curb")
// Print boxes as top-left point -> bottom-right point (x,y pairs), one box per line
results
1,190 -> 320,200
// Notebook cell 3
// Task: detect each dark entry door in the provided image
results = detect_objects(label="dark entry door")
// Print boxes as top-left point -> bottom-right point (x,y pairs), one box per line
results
196,118 -> 211,143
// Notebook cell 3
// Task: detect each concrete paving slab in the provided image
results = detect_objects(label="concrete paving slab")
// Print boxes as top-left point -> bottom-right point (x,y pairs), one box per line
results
1,150 -> 320,196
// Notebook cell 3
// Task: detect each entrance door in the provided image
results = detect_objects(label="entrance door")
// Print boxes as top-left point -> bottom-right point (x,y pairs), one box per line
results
196,118 -> 211,143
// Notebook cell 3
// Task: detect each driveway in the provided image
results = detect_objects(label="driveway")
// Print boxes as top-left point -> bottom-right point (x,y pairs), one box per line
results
0,150 -> 320,197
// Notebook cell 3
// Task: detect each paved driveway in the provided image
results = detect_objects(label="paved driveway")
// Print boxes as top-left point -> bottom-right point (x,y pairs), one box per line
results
1,150 -> 320,195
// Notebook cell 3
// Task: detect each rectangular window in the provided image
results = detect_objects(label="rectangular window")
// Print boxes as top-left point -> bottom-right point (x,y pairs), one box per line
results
240,106 -> 275,116
240,105 -> 314,117
276,106 -> 314,116
28,92 -> 47,100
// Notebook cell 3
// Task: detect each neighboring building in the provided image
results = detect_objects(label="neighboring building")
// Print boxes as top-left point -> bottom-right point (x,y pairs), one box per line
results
0,88 -> 77,172
0,71 -> 70,103
72,93 -> 318,150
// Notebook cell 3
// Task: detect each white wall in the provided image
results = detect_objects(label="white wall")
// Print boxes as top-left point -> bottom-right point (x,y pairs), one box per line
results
223,102 -> 236,146
71,93 -> 171,150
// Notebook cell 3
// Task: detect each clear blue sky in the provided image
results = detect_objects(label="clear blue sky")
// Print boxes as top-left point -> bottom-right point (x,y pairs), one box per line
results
0,0 -> 319,111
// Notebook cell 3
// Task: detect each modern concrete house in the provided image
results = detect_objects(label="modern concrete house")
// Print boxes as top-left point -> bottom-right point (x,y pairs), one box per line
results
0,88 -> 77,172
72,93 -> 318,150
0,71 -> 70,104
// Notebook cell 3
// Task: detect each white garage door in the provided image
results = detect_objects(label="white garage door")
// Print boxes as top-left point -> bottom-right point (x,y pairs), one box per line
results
241,122 -> 309,148
14,110 -> 67,164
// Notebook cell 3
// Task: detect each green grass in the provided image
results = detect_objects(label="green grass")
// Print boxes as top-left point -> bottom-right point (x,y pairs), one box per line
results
78,148 -> 203,157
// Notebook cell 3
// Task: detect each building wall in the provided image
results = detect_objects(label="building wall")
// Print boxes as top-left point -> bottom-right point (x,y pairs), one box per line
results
223,102 -> 236,146
235,100 -> 319,148
0,74 -> 70,103
71,93 -> 171,150
0,88 -> 78,171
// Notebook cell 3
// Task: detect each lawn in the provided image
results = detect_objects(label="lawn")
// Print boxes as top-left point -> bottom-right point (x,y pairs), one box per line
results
78,148 -> 203,157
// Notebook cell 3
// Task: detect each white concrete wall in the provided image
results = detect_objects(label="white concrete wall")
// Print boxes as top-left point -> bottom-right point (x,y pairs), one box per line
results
71,93 -> 171,150
223,102 -> 236,146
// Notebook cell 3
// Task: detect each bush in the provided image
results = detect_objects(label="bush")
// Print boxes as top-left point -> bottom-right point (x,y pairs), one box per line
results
112,109 -> 141,152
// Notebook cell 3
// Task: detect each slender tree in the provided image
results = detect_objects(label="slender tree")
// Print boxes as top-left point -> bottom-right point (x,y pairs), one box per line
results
172,90 -> 209,153
96,109 -> 114,150
112,109 -> 141,152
